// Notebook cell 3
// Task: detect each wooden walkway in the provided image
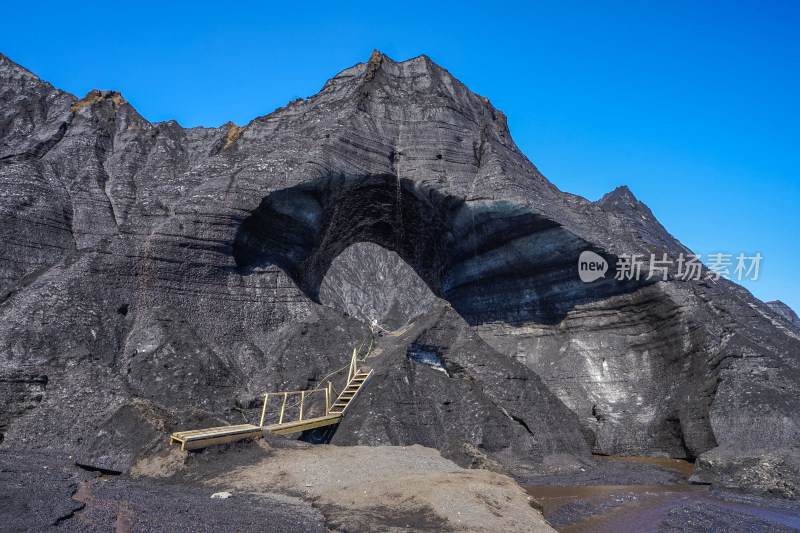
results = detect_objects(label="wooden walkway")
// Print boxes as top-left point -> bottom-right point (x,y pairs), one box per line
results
170,424 -> 262,451
168,356 -> 374,451
263,413 -> 342,435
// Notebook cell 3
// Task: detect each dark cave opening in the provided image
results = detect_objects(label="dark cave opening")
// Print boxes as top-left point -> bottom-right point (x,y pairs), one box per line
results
232,174 -> 650,325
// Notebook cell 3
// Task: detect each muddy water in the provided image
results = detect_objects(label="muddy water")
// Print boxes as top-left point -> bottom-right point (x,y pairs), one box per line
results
526,457 -> 800,532
525,483 -> 707,517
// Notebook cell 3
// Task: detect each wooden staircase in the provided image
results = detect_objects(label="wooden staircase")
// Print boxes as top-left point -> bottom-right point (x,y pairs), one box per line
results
168,354 -> 375,449
328,366 -> 373,415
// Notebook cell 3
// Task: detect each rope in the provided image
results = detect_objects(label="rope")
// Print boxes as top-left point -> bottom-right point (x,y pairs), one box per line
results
370,318 -> 415,337
256,322 -> 377,416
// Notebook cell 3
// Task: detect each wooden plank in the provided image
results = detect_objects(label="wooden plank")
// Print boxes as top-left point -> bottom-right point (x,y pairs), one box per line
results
174,425 -> 256,437
187,424 -> 259,434
176,423 -> 257,433
263,414 -> 342,435
173,428 -> 253,439
173,424 -> 257,437
178,431 -> 263,450
172,424 -> 260,440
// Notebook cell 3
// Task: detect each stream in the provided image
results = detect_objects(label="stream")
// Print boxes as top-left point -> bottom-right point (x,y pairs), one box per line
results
525,457 -> 800,532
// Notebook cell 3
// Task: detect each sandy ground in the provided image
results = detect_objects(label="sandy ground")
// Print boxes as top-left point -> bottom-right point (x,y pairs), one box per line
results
129,437 -> 555,532
210,443 -> 554,533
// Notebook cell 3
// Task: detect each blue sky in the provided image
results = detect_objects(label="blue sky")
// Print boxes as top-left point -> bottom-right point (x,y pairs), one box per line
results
2,1 -> 798,313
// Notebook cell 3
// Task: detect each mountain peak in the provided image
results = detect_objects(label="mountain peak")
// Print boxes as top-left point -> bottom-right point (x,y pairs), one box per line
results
595,184 -> 690,255
766,300 -> 800,330
596,185 -> 638,207
71,89 -> 128,114
0,52 -> 41,83
364,49 -> 383,81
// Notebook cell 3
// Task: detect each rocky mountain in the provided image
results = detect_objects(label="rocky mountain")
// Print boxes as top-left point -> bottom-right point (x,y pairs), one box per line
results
767,300 -> 800,331
1,49 -> 798,499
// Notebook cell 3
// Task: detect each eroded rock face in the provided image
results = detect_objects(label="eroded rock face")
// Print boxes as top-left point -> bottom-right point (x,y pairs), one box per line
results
767,300 -> 800,331
692,445 -> 800,500
1,50 -> 799,497
319,242 -> 446,327
330,307 -> 591,464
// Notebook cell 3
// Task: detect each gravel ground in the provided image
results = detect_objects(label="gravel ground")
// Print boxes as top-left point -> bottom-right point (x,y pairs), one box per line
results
0,449 -> 325,532
5,442 -> 798,532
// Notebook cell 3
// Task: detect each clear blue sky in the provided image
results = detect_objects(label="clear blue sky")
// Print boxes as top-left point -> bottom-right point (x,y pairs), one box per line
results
2,1 -> 798,313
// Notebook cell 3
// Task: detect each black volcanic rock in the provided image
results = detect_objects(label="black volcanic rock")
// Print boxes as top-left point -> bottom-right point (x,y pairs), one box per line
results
329,307 -> 590,464
1,50 -> 799,498
595,185 -> 690,255
692,444 -> 800,500
319,242 -> 446,327
767,300 -> 800,331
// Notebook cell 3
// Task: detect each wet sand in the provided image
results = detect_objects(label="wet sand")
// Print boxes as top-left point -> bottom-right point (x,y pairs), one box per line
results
594,455 -> 695,480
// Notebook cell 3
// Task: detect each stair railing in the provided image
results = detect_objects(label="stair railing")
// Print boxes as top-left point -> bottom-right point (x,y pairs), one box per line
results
258,390 -> 308,428
347,348 -> 357,384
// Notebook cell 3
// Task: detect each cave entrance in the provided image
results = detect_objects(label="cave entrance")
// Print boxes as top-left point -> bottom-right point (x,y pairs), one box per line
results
233,174 -> 456,302
232,174 -> 636,325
